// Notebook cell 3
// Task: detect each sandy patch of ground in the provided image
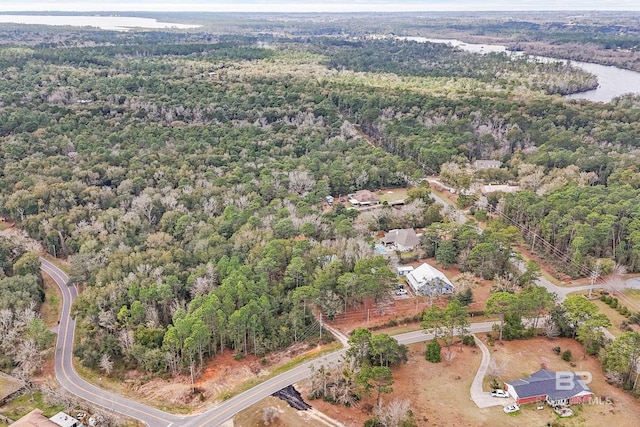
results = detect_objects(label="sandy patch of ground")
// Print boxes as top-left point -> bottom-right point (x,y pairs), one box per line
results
235,396 -> 336,427
0,374 -> 23,403
128,342 -> 323,412
132,350 -> 259,411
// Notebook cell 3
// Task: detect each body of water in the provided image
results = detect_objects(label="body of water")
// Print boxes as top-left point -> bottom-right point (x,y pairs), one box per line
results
0,14 -> 200,31
374,244 -> 389,255
404,36 -> 640,103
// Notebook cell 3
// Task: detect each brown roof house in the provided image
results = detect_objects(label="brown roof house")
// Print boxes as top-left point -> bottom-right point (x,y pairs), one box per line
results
348,190 -> 380,206
381,228 -> 420,252
11,409 -> 61,427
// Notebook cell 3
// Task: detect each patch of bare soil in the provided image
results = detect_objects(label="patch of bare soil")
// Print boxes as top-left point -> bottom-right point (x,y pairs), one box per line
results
515,243 -> 576,284
0,374 -> 23,403
234,396 -> 330,427
131,342 -> 320,412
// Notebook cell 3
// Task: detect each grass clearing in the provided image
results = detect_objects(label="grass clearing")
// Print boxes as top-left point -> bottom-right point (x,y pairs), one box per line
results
377,187 -> 409,204
0,391 -> 65,421
306,336 -> 640,426
566,291 -> 630,337
591,299 -> 630,337
624,288 -> 640,306
41,274 -> 62,328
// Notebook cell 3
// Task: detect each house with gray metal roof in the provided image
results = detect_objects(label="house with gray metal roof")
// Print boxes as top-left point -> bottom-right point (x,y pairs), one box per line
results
504,369 -> 593,406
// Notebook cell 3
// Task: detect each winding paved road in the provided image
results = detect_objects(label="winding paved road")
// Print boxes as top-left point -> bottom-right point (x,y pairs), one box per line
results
41,258 -> 186,427
41,256 -> 500,426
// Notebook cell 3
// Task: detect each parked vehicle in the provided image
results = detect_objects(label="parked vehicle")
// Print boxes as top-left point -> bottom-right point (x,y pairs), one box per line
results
503,404 -> 520,414
491,389 -> 509,398
395,288 -> 408,295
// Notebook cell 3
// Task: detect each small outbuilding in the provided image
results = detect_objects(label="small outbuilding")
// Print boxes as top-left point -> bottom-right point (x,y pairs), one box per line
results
49,412 -> 79,427
396,266 -> 414,276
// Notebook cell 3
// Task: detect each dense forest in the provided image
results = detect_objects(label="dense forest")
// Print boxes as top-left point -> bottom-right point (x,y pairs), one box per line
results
2,16 -> 640,377
0,238 -> 53,375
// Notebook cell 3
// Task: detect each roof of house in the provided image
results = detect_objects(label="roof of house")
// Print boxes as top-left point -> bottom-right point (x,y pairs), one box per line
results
11,409 -> 60,427
353,190 -> 379,203
474,160 -> 502,169
482,184 -> 520,194
406,263 -> 454,289
49,412 -> 77,427
506,369 -> 592,400
381,228 -> 420,248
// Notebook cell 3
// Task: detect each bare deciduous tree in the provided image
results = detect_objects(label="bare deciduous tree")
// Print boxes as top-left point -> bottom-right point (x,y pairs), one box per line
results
261,406 -> 279,425
14,338 -> 41,376
98,310 -> 117,333
131,192 -> 157,225
373,398 -> 414,427
99,353 -> 114,376
288,170 -> 315,197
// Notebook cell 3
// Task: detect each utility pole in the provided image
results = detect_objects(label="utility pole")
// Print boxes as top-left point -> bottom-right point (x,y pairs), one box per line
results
589,260 -> 600,299
319,313 -> 322,343
190,364 -> 195,393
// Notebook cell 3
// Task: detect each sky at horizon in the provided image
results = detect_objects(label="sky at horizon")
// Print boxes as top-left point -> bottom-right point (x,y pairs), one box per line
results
0,1 -> 639,13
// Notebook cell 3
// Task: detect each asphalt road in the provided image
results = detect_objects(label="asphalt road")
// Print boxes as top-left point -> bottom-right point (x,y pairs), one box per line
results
41,258 -> 186,427
41,256 -> 498,427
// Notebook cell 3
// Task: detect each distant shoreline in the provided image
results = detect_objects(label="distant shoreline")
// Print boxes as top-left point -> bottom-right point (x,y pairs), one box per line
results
0,14 -> 200,30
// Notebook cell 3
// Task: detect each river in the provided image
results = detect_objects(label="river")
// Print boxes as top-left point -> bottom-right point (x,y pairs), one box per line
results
404,37 -> 640,103
0,14 -> 200,31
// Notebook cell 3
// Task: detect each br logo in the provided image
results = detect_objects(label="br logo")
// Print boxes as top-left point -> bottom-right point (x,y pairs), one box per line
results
555,371 -> 592,390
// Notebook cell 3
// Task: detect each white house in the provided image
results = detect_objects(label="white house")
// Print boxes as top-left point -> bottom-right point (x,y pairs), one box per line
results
474,160 -> 502,170
481,184 -> 520,195
406,263 -> 454,295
